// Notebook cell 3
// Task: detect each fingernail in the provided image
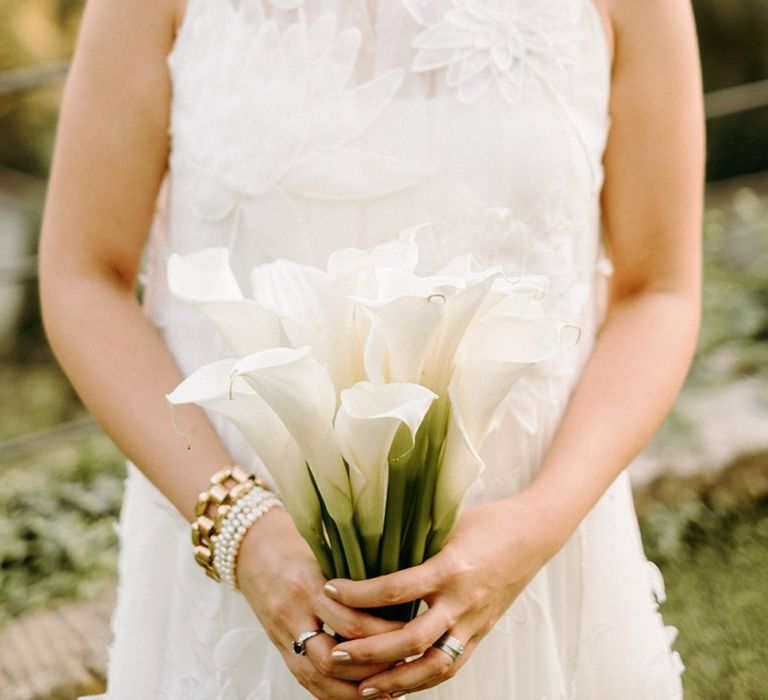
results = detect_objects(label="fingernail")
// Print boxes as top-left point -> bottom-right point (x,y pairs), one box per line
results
331,650 -> 351,662
361,688 -> 382,698
392,693 -> 408,698
324,582 -> 339,598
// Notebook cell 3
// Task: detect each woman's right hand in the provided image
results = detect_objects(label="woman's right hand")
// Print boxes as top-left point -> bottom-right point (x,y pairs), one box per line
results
236,507 -> 400,699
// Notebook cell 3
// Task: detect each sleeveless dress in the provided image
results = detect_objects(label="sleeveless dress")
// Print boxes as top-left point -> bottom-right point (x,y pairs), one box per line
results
84,0 -> 686,697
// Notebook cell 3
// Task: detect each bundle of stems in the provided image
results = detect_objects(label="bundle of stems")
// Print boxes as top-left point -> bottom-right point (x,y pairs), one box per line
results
309,394 -> 454,622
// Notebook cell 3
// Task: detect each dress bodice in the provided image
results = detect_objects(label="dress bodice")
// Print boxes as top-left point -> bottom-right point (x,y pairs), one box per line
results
147,0 -> 610,291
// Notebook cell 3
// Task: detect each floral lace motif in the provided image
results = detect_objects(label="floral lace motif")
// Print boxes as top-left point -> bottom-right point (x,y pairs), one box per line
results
413,181 -> 595,318
402,0 -> 580,104
169,2 -> 435,262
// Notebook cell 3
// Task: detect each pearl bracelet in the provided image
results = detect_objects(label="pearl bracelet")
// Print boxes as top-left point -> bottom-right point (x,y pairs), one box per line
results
211,485 -> 283,591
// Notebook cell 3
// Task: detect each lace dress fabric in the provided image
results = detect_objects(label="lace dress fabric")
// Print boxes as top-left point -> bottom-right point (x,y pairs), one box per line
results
83,0 -> 685,697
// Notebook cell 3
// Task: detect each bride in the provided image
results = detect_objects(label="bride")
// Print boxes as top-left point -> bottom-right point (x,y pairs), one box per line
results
38,0 -> 703,697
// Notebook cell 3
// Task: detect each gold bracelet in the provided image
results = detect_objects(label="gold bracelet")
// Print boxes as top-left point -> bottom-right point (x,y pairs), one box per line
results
191,465 -> 271,581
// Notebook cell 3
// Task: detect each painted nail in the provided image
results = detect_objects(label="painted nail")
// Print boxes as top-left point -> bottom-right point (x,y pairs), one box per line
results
331,650 -> 351,662
324,582 -> 339,598
361,688 -> 382,698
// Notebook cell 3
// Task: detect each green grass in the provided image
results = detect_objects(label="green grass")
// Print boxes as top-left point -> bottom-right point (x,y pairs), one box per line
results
643,496 -> 768,699
0,435 -> 124,626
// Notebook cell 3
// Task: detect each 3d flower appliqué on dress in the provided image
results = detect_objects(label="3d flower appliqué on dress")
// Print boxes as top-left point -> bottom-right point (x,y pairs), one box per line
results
401,0 -> 579,104
168,2 -> 434,263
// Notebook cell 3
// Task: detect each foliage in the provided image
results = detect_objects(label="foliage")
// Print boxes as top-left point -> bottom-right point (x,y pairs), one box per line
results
0,355 -> 82,439
0,435 -> 124,627
643,495 -> 768,699
691,187 -> 768,379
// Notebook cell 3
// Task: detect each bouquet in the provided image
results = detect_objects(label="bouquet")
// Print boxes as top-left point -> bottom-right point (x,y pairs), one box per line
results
166,223 -> 575,621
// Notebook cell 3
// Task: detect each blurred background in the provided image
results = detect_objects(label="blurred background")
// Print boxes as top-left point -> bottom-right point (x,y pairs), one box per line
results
0,1 -> 766,698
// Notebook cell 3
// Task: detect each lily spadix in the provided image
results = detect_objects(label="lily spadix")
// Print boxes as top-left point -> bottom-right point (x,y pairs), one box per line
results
334,380 -> 438,570
164,357 -> 333,576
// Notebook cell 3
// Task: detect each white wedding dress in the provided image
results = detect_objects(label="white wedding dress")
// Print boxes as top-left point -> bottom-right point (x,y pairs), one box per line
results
83,0 -> 685,697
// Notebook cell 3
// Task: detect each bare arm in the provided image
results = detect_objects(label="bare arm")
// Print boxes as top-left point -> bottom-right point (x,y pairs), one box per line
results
321,0 -> 705,695
39,2 -> 396,696
38,0 -> 224,523
526,0 -> 704,543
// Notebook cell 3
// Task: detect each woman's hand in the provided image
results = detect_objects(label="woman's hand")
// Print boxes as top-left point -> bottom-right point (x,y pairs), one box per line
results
322,490 -> 566,697
237,507 -> 402,700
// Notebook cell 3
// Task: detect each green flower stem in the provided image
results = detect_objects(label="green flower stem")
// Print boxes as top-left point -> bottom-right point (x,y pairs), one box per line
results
323,508 -> 348,580
361,534 -> 379,577
378,459 -> 409,575
405,436 -> 438,568
306,462 -> 349,580
336,519 -> 367,581
405,396 -> 451,568
400,424 -> 431,550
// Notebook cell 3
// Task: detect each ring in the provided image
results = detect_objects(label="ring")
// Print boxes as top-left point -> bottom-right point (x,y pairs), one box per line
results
292,629 -> 324,656
432,633 -> 465,662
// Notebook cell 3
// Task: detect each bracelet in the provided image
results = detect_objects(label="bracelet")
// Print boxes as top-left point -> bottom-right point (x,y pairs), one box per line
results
211,485 -> 283,591
191,465 -> 271,582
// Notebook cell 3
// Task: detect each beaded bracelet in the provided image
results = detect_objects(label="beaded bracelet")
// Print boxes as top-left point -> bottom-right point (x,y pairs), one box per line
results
211,485 -> 283,590
191,465 -> 271,582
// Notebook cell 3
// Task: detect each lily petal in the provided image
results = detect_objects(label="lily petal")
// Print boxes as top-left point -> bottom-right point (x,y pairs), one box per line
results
355,290 -> 445,385
334,381 -> 438,539
250,258 -> 328,350
165,359 -> 321,543
167,248 -> 282,357
435,315 -> 566,529
421,268 -> 505,393
231,347 -> 353,523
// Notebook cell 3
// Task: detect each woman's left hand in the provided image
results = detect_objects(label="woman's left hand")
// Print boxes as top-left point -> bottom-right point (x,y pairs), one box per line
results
323,489 -> 570,697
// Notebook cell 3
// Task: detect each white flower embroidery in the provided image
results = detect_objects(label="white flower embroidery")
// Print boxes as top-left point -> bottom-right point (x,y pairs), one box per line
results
402,0 -> 579,104
170,2 -> 434,265
414,182 -> 592,304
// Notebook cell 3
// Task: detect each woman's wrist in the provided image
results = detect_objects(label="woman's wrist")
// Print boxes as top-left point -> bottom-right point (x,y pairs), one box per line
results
189,464 -> 284,586
513,475 -> 591,561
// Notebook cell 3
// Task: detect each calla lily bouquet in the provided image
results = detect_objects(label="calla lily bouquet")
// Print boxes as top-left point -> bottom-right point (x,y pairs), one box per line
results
166,223 -> 575,620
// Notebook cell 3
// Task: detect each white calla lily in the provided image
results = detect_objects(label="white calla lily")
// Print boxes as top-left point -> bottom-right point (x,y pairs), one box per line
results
164,359 -> 324,554
358,294 -> 445,384
433,312 -> 568,542
313,268 -> 379,401
250,258 -> 327,349
230,345 -> 367,578
334,381 -> 438,562
230,347 -> 350,507
420,269 -> 505,393
167,248 -> 282,357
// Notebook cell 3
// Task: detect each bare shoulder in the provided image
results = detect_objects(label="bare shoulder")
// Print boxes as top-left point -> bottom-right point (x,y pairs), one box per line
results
595,0 -> 704,297
71,0 -> 181,65
41,0 -> 187,282
601,0 -> 700,59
